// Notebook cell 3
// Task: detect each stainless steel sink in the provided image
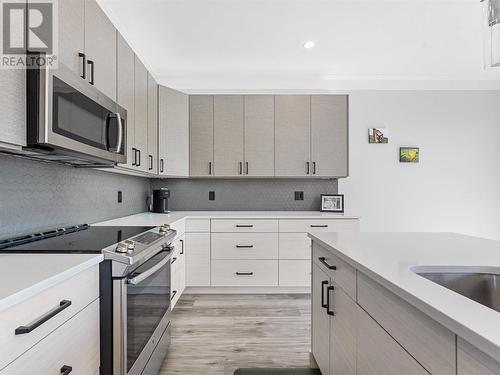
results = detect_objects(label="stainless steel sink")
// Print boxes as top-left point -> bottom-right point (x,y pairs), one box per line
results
417,272 -> 500,313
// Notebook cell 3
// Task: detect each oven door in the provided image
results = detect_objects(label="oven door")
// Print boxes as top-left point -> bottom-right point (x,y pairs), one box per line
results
121,250 -> 172,375
28,62 -> 126,164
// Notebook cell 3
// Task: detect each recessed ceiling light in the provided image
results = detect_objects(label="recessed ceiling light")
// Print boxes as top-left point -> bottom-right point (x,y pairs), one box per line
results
304,41 -> 315,49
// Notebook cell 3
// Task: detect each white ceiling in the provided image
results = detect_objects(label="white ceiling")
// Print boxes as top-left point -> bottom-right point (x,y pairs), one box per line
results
98,0 -> 500,92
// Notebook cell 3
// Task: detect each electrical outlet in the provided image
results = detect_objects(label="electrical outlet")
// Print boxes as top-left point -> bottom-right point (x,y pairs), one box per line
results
117,191 -> 123,203
209,191 -> 215,201
295,191 -> 304,201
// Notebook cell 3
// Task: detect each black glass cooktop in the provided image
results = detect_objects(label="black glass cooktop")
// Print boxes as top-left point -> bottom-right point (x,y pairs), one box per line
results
0,225 -> 155,253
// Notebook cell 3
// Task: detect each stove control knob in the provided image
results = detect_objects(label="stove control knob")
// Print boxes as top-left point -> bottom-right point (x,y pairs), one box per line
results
125,240 -> 135,250
115,242 -> 128,253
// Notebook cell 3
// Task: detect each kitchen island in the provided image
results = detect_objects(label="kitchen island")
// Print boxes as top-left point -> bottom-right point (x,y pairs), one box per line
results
309,232 -> 500,375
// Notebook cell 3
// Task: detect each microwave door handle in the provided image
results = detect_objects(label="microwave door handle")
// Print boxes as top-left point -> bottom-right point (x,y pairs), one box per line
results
127,255 -> 170,285
114,112 -> 123,154
104,113 -> 112,151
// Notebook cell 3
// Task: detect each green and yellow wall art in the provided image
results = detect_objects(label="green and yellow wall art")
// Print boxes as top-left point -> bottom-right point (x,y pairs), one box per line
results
400,147 -> 420,163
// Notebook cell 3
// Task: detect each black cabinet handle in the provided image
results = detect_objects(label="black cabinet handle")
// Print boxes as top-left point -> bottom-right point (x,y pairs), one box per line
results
313,162 -> 317,175
61,365 -> 73,375
180,239 -> 184,254
306,161 -> 310,175
239,161 -> 243,175
132,148 -> 137,166
321,280 -> 329,308
160,159 -> 164,173
245,162 -> 249,175
318,257 -> 337,270
78,53 -> 86,79
171,290 -> 177,300
236,224 -> 253,228
136,149 -> 141,167
236,245 -> 254,248
208,162 -> 212,175
326,285 -> 335,316
149,155 -> 153,170
171,257 -> 177,264
15,300 -> 72,335
311,225 -> 328,228
87,60 -> 94,85
236,272 -> 253,276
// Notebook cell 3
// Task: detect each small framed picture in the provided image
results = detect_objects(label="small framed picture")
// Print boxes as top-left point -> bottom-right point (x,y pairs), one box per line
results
400,147 -> 420,163
321,194 -> 344,213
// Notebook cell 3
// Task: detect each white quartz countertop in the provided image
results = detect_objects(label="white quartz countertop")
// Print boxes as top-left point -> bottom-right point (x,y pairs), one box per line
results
94,211 -> 359,227
308,232 -> 500,361
0,254 -> 103,312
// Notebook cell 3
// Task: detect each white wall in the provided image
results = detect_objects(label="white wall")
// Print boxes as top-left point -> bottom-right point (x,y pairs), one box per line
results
339,91 -> 500,240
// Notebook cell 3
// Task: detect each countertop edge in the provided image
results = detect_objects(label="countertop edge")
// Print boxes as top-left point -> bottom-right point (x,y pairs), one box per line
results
0,254 -> 103,313
308,233 -> 500,362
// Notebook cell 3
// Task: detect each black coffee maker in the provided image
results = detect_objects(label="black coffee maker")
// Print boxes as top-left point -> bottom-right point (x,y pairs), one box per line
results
152,188 -> 170,213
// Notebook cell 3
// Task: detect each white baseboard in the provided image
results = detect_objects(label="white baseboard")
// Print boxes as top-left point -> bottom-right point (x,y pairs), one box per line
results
184,286 -> 311,294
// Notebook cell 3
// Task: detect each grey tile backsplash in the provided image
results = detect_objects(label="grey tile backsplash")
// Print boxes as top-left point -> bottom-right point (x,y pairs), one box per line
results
151,178 -> 338,211
0,154 -> 150,239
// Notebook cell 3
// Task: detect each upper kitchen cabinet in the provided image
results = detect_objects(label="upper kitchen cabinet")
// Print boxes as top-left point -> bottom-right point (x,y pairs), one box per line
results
213,96 -> 244,176
134,56 -> 149,173
57,0 -> 85,76
311,95 -> 348,177
158,86 -> 189,177
84,0 -> 117,100
275,95 -> 311,177
0,69 -> 26,150
147,73 -> 158,174
116,33 -> 135,169
244,96 -> 275,176
190,96 -> 214,176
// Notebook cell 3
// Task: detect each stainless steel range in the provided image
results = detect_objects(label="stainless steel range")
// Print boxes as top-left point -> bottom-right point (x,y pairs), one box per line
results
0,224 -> 177,375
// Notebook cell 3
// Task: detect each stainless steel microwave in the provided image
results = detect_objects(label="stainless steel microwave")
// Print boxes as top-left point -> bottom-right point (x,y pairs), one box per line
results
25,60 -> 127,166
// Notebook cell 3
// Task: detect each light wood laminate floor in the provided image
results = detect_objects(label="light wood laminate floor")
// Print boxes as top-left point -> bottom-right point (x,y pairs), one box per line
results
159,294 -> 311,375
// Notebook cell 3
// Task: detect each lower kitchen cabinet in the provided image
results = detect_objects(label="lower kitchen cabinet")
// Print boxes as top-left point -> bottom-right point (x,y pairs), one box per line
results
279,260 -> 310,287
186,232 -> 211,286
457,338 -> 500,375
311,263 -> 331,375
171,233 -> 186,308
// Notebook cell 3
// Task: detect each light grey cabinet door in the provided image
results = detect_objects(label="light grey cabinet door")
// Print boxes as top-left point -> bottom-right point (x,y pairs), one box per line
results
214,96 -> 244,176
57,0 -> 85,76
189,96 -> 214,176
275,96 -> 311,176
158,86 -> 189,177
0,69 -> 26,148
311,95 -> 348,177
134,57 -> 149,172
458,338 -> 500,375
116,33 -> 135,168
147,73 -> 158,174
244,96 -> 275,176
84,0 -> 116,101
357,306 -> 428,375
311,263 -> 330,375
330,283 -> 357,375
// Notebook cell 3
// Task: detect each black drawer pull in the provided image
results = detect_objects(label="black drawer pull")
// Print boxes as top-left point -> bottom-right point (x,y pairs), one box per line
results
149,155 -> 153,170
236,245 -> 254,248
326,285 -> 335,316
311,225 -> 328,228
321,280 -> 329,308
236,272 -> 253,276
318,257 -> 337,270
180,239 -> 184,254
78,53 -> 86,79
236,225 -> 253,228
15,300 -> 72,335
171,257 -> 177,264
171,290 -> 177,300
87,60 -> 94,85
61,365 -> 73,375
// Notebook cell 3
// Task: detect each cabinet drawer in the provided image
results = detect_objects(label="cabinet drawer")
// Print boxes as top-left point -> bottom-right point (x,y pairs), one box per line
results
211,219 -> 278,233
312,243 -> 356,300
279,219 -> 359,233
211,233 -> 278,260
185,219 -> 210,232
279,260 -> 311,287
0,265 -> 99,369
279,233 -> 311,259
357,305 -> 428,375
357,272 -> 456,375
1,299 -> 100,375
211,260 -> 278,286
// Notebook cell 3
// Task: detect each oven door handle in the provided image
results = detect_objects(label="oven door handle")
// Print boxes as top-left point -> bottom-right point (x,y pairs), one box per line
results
127,255 -> 170,285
